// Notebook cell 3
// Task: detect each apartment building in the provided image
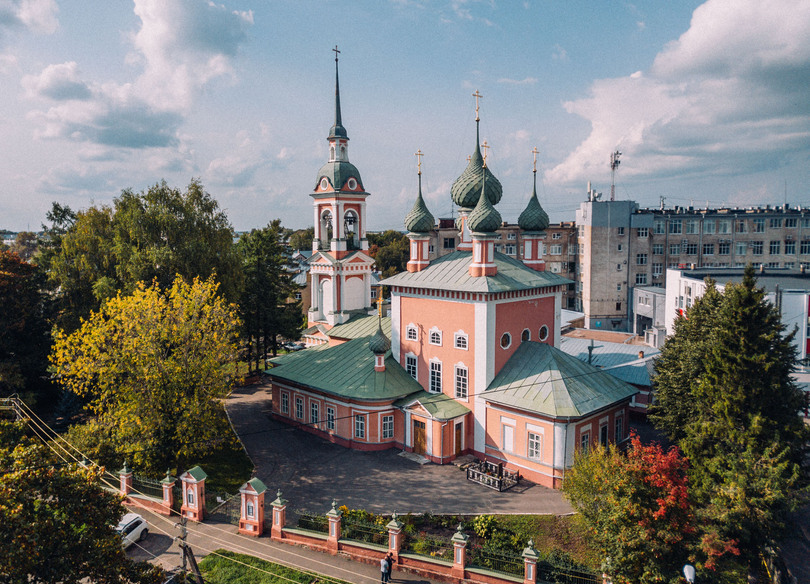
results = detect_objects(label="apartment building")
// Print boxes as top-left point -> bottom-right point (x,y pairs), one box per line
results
577,193 -> 810,332
428,218 -> 579,309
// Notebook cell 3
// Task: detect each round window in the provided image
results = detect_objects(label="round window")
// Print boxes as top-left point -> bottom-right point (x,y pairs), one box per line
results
500,332 -> 512,349
347,178 -> 357,190
538,325 -> 549,341
320,177 -> 329,190
521,329 -> 530,342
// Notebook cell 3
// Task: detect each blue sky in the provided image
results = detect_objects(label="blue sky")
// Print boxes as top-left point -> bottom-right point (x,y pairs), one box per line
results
2,0 -> 809,232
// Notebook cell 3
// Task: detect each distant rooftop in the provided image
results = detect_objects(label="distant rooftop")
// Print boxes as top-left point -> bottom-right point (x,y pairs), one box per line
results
674,267 -> 810,292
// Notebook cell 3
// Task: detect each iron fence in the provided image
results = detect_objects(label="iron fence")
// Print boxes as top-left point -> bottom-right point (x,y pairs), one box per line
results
341,516 -> 388,546
132,474 -> 164,499
468,545 -> 524,576
296,511 -> 329,534
206,491 -> 241,524
401,532 -> 454,561
537,562 -> 599,584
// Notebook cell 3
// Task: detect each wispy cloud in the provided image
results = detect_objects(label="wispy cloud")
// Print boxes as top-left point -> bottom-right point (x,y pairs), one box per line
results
552,44 -> 568,61
497,76 -> 538,85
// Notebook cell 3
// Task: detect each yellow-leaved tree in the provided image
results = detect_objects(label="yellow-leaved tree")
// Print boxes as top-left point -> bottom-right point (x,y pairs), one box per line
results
51,275 -> 240,473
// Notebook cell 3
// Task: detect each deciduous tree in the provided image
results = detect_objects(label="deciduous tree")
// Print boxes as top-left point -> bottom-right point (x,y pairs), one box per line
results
0,420 -> 162,584
51,276 -> 240,473
562,434 -> 695,584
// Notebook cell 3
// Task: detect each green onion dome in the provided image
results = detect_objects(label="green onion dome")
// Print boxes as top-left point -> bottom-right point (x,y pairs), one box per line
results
450,126 -> 502,209
404,175 -> 435,233
518,176 -> 549,232
368,320 -> 391,355
467,181 -> 502,234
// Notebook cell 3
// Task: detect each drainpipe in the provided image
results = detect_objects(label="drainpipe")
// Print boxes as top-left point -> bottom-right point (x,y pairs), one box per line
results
439,421 -> 447,463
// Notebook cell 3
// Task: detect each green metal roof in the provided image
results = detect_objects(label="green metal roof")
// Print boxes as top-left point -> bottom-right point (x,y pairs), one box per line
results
484,342 -> 638,418
451,122 -> 502,209
379,250 -> 571,293
518,176 -> 549,232
467,182 -> 502,234
315,160 -> 364,192
266,336 -> 423,401
184,465 -> 208,481
327,314 -> 392,340
394,391 -> 471,421
243,477 -> 267,494
368,320 -> 391,355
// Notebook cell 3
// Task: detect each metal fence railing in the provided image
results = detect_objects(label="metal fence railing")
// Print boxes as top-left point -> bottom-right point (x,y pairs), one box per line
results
401,533 -> 454,561
468,545 -> 524,577
296,511 -> 329,534
537,562 -> 599,584
132,474 -> 164,499
341,516 -> 388,547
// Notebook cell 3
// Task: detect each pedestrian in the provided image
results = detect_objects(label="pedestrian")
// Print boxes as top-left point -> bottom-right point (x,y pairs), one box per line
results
380,553 -> 389,583
385,552 -> 394,582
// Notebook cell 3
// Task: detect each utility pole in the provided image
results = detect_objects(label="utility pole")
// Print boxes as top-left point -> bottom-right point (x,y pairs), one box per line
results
610,150 -> 621,201
174,517 -> 204,584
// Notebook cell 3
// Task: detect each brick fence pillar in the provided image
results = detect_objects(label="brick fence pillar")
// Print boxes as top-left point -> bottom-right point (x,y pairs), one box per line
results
118,462 -> 133,496
387,513 -> 404,563
522,539 -> 539,584
238,478 -> 267,537
270,490 -> 287,541
451,524 -> 469,580
326,500 -> 342,554
179,466 -> 207,522
159,470 -> 175,516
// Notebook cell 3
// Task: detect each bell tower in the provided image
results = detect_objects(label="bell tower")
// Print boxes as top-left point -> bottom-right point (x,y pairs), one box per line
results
308,48 -> 375,326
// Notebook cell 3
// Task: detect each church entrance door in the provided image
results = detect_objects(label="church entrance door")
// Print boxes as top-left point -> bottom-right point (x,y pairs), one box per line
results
413,420 -> 426,455
454,422 -> 463,455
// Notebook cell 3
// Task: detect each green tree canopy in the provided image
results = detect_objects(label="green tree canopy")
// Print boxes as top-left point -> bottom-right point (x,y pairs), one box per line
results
0,420 -> 162,584
288,227 -> 314,251
368,230 -> 408,277
236,221 -> 305,370
651,265 -> 810,570
50,276 -> 241,473
0,251 -> 50,400
40,180 -> 241,332
562,434 -> 696,584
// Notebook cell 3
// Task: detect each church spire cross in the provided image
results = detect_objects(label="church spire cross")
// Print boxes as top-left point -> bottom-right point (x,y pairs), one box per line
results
472,90 -> 482,122
532,146 -> 539,174
481,140 -> 490,168
333,45 -> 340,61
415,149 -> 423,175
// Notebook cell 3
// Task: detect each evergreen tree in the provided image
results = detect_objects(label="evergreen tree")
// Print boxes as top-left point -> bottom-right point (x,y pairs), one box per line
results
652,265 -> 809,570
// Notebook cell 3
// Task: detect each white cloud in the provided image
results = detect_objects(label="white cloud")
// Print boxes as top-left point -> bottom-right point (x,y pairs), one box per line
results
23,0 -> 253,150
0,52 -> 17,73
16,0 -> 58,33
547,0 -> 810,188
551,44 -> 568,61
497,76 -> 538,85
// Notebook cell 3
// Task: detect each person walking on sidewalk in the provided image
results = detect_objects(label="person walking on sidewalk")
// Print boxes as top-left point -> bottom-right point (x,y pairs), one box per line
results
385,552 -> 394,582
380,554 -> 390,583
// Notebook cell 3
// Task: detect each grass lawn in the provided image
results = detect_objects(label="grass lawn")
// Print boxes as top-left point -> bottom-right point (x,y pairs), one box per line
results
198,549 -> 352,584
492,514 -> 600,569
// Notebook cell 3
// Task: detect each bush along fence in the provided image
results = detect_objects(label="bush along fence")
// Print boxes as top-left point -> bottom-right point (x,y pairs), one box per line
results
115,465 -> 603,584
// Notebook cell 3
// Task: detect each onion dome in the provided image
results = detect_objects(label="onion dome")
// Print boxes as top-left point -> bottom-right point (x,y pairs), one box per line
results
518,171 -> 549,232
450,123 -> 502,209
468,178 -> 502,233
368,319 -> 391,355
315,161 -> 364,192
404,173 -> 435,233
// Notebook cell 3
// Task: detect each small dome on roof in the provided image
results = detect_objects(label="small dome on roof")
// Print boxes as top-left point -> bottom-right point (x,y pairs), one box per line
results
404,176 -> 435,233
468,182 -> 502,234
450,125 -> 502,208
518,179 -> 549,232
368,321 -> 391,355
316,161 -> 364,192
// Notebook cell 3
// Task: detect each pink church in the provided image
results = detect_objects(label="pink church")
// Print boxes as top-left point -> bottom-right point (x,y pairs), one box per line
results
267,54 -> 636,489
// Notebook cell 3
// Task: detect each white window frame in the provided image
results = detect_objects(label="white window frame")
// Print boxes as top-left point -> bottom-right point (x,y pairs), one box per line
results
295,397 -> 303,420
405,324 -> 418,341
429,327 -> 442,346
326,406 -> 335,431
354,414 -> 365,439
246,501 -> 255,518
580,431 -> 590,452
528,432 -> 543,460
187,489 -> 195,506
382,415 -> 394,439
454,331 -> 468,350
280,392 -> 289,414
310,401 -> 320,427
429,359 -> 442,394
405,353 -> 418,379
454,364 -> 468,400
615,415 -> 624,443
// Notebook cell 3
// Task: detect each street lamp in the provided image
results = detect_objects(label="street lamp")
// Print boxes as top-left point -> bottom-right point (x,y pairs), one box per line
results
683,564 -> 696,583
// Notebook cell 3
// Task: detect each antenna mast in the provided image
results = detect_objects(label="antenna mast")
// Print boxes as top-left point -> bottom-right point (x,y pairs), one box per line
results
610,150 -> 621,201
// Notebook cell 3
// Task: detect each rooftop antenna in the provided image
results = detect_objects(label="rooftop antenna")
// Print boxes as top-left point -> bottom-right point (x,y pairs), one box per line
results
610,150 -> 621,201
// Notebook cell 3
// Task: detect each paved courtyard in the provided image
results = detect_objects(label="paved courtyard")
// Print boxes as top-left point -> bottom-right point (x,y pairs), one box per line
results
225,383 -> 573,518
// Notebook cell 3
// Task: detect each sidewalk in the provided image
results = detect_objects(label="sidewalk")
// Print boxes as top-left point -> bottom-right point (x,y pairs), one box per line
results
129,506 -> 444,584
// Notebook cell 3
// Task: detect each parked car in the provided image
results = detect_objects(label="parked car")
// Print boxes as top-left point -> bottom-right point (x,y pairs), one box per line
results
283,342 -> 305,351
116,512 -> 148,548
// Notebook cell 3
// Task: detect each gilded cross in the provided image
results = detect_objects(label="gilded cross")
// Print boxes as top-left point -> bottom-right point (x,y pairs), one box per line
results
467,155 -> 471,163
415,149 -> 423,175
377,294 -> 383,315
472,90 -> 482,121
332,45 -> 340,62
532,147 -> 539,173
481,140 -> 490,167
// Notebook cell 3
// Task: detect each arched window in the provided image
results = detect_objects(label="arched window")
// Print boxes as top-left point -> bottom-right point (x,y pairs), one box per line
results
344,210 -> 359,249
538,325 -> 549,342
521,329 -> 530,342
500,332 -> 512,349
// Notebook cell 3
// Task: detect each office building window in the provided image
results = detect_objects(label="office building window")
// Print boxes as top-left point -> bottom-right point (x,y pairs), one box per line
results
654,220 -> 665,234
704,219 -> 715,234
636,227 -> 648,237
718,220 -> 731,234
736,220 -> 748,233
719,242 -> 730,255
669,219 -> 682,234
504,244 -> 516,255
751,241 -> 764,255
653,244 -> 664,255
770,218 -> 783,228
636,253 -> 648,265
669,244 -> 681,255
770,241 -> 781,255
617,227 -> 625,235
443,238 -> 456,249
685,243 -> 698,255
754,218 -> 765,232
652,263 -> 663,276
549,244 -> 562,254
801,240 -> 810,255
686,220 -> 698,234
785,218 -> 797,228
703,243 -> 714,255
785,241 -> 796,254
736,242 -> 748,255
636,273 -> 648,285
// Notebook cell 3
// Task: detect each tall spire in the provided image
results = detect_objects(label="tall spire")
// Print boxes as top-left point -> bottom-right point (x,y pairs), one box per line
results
329,45 -> 347,139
